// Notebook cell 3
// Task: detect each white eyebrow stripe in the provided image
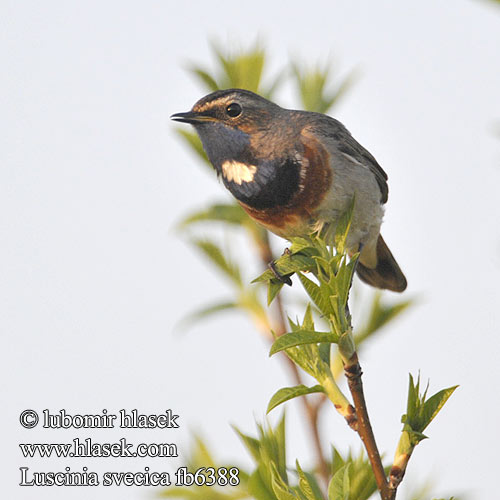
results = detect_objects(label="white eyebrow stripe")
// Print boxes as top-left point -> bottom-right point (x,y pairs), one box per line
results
221,160 -> 257,184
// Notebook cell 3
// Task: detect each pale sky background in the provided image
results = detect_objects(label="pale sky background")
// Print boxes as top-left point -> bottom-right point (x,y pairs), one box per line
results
2,1 -> 500,499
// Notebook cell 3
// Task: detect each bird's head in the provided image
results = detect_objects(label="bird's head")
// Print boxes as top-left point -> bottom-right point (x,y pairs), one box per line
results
171,89 -> 284,171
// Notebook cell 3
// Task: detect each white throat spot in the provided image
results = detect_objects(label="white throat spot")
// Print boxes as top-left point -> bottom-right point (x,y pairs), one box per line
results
221,160 -> 257,185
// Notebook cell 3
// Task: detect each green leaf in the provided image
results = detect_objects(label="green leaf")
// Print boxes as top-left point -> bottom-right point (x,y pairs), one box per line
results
252,238 -> 320,284
403,374 -> 458,436
295,462 -> 315,500
237,415 -> 288,489
406,373 -> 419,421
192,239 -> 242,287
272,481 -> 298,500
210,40 -> 267,93
289,237 -> 315,254
233,427 -> 261,463
188,435 -> 217,469
180,301 -> 238,328
301,304 -> 315,331
180,203 -> 249,228
420,385 -> 458,431
277,344 -> 317,379
297,273 -> 331,314
237,52 -> 265,92
295,461 -> 323,500
270,331 -> 338,356
268,280 -> 285,305
159,486 -> 249,499
274,414 -> 287,475
404,424 -> 428,444
302,472 -> 325,500
252,254 -> 316,284
271,463 -> 298,500
355,292 -> 414,344
330,446 -> 346,475
247,470 -> 277,500
188,66 -> 220,91
334,197 -> 355,254
348,452 -> 379,500
318,342 -> 331,365
328,448 -> 379,500
267,385 -> 325,414
342,258 -> 358,305
158,434 -> 250,498
292,61 -> 357,114
328,464 -> 350,500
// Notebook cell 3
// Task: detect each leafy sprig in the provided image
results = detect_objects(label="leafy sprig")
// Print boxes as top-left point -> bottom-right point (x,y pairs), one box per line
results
172,40 -> 458,500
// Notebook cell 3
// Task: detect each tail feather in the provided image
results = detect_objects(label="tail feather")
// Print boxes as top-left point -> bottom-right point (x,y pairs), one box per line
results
356,235 -> 407,292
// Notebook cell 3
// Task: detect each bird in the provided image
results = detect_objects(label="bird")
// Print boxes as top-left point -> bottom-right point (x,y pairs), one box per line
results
171,89 -> 407,292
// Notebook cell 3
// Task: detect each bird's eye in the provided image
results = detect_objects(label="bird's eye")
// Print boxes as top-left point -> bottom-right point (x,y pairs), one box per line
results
226,102 -> 242,118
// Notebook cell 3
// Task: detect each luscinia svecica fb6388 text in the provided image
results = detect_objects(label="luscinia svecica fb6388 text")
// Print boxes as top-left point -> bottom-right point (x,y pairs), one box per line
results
172,89 -> 407,292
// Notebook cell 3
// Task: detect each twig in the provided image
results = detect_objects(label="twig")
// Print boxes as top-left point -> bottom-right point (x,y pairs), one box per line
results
388,460 -> 408,498
387,440 -> 414,498
336,247 -> 391,499
344,352 -> 390,499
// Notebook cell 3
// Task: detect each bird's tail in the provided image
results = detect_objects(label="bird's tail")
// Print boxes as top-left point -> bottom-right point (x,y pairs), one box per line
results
356,234 -> 407,292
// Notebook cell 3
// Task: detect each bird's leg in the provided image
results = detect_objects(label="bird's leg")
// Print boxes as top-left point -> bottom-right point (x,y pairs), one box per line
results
268,260 -> 292,286
268,259 -> 292,286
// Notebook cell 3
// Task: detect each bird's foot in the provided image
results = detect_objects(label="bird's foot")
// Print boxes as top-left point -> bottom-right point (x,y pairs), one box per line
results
268,260 -> 292,286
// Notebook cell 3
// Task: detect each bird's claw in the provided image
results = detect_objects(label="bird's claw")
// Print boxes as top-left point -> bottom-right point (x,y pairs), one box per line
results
268,260 -> 292,286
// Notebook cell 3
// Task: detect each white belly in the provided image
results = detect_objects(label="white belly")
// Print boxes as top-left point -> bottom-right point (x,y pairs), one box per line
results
315,154 -> 384,260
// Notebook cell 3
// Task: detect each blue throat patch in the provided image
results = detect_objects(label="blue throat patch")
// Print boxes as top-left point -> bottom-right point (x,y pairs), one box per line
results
224,157 -> 301,209
195,122 -> 301,209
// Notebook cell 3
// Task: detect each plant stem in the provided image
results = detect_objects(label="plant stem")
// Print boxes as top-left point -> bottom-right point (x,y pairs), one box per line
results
388,458 -> 408,499
344,352 -> 391,500
388,434 -> 414,497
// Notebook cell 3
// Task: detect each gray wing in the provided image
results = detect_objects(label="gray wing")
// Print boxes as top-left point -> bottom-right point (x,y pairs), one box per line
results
309,114 -> 389,204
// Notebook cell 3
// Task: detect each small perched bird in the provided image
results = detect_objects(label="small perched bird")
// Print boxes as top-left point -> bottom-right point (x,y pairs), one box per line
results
172,89 -> 407,292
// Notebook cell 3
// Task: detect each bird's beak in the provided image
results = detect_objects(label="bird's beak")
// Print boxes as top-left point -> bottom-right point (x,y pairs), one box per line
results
170,111 -> 215,124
